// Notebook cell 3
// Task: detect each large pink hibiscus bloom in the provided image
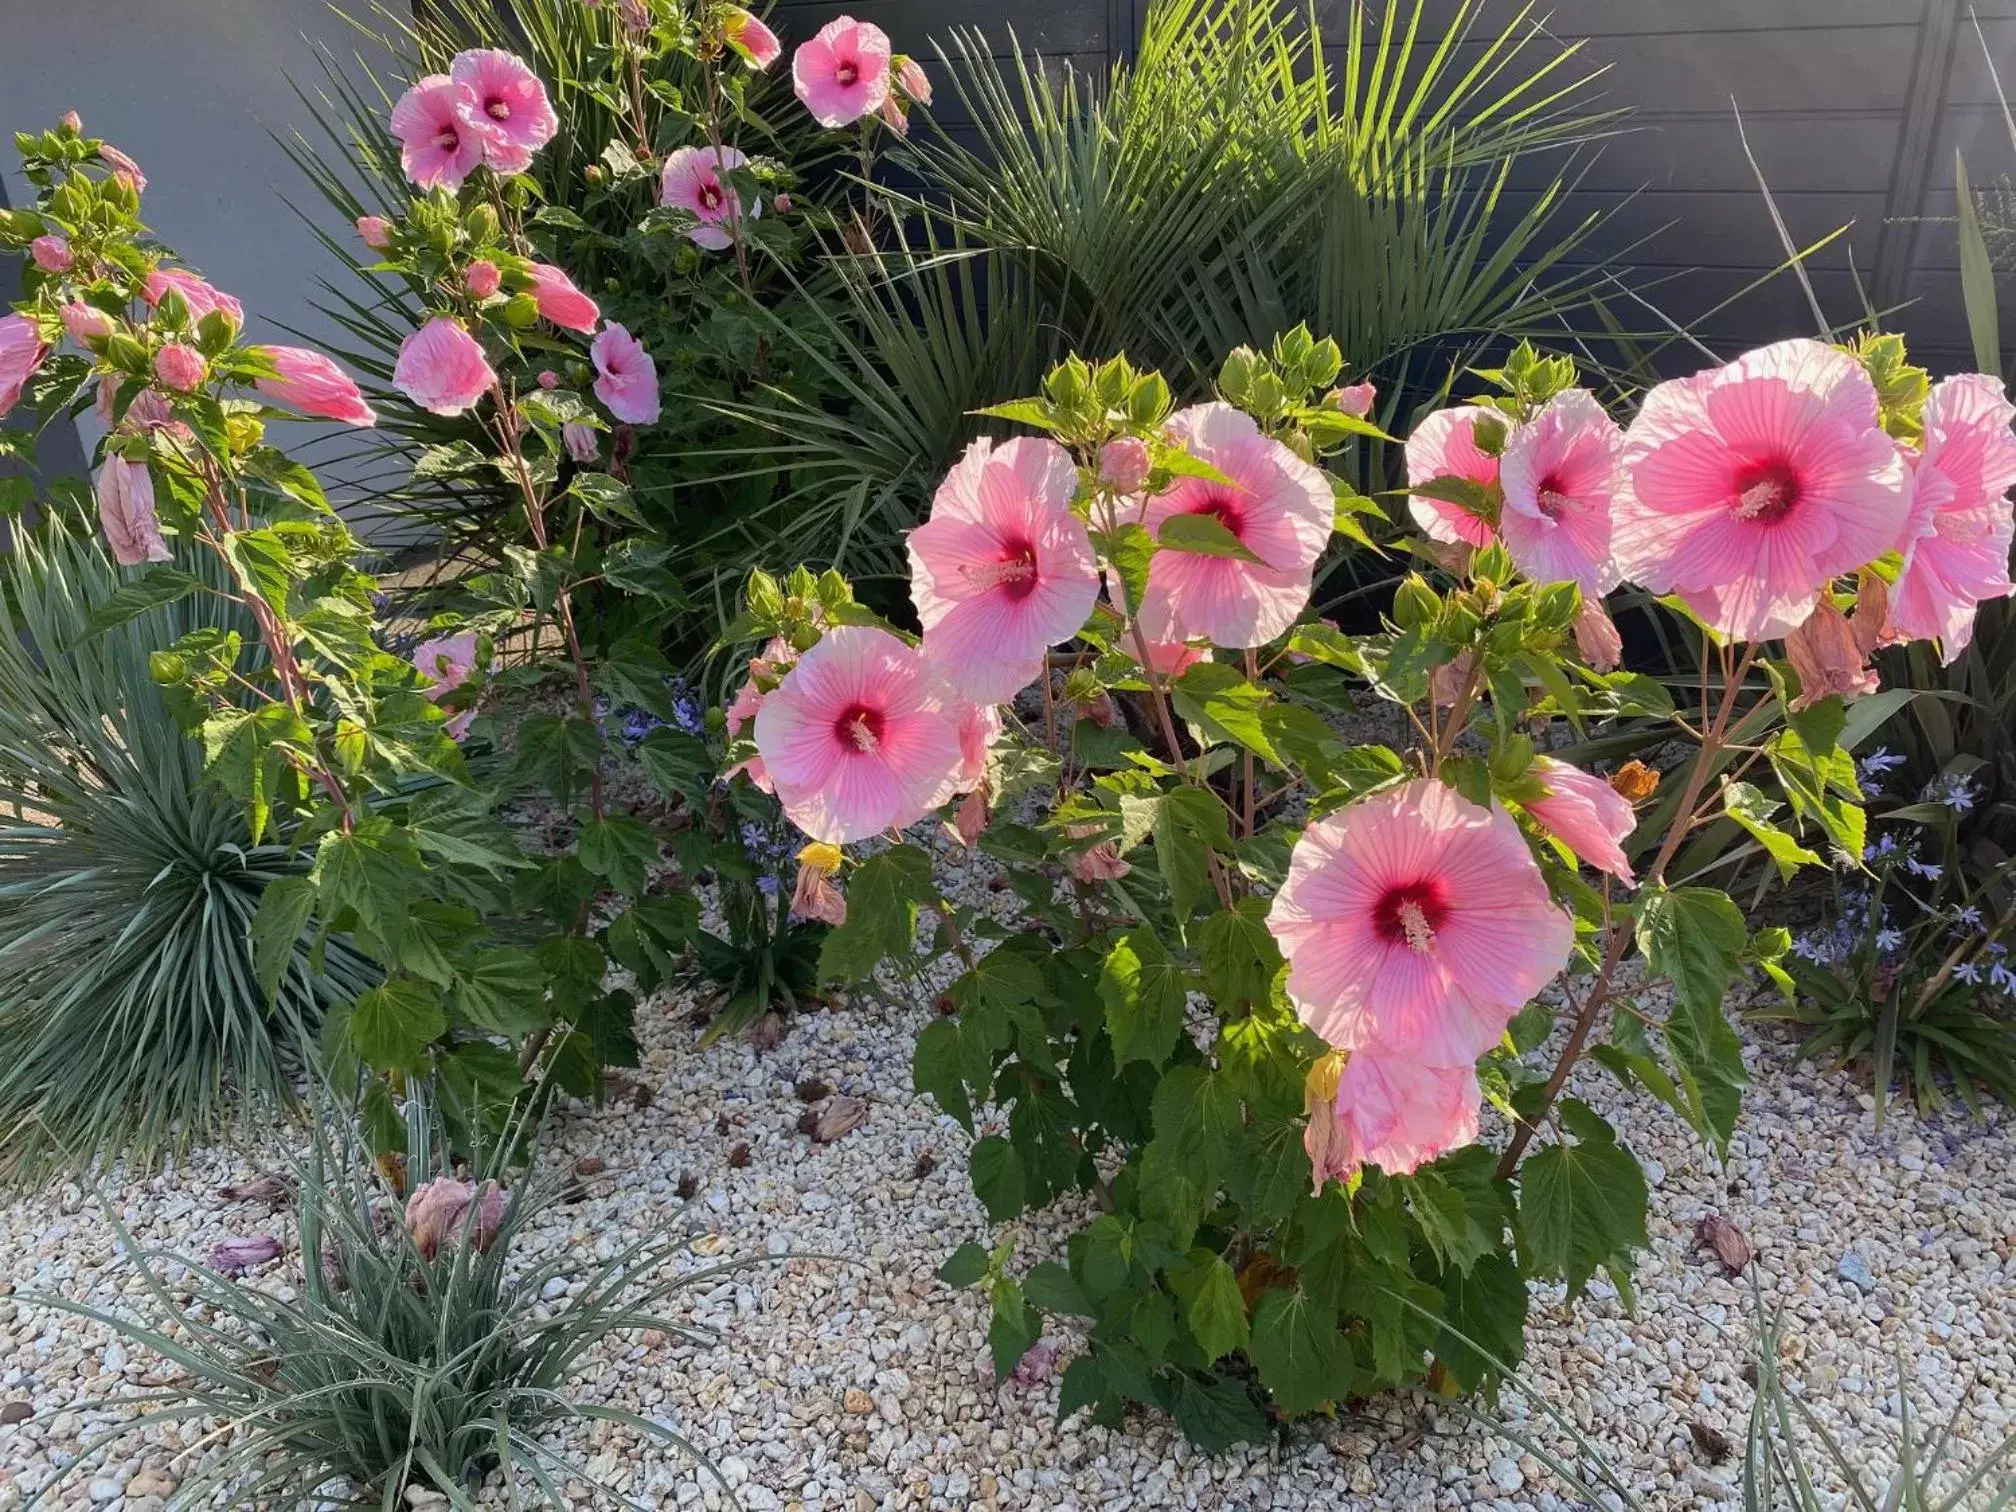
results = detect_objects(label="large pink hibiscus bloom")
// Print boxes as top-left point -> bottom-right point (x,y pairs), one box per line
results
1136,403 -> 1332,649
1614,339 -> 1909,642
1267,779 -> 1574,1066
908,436 -> 1099,703
449,49 -> 557,174
1406,405 -> 1501,547
1888,373 -> 2016,661
1498,388 -> 1624,596
754,626 -> 967,844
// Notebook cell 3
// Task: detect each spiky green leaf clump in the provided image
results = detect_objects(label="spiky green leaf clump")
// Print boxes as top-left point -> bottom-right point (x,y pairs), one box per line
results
29,1100 -> 758,1507
0,515 -> 371,1183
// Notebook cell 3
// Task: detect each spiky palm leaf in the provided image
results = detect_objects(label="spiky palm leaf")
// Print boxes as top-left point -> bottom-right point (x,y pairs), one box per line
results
0,514 -> 374,1184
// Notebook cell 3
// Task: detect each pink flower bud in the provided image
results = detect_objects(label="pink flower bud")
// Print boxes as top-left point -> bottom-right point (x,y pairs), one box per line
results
60,301 -> 112,347
773,192 -> 793,215
1572,599 -> 1622,673
896,57 -> 932,106
537,369 -> 560,389
355,215 -> 394,251
98,144 -> 146,193
464,259 -> 502,299
58,110 -> 82,135
1330,380 -> 1377,418
153,342 -> 207,393
30,236 -> 72,274
563,420 -> 599,464
1098,436 -> 1152,495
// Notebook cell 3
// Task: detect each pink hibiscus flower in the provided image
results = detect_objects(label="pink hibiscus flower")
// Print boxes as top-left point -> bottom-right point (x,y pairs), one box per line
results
1267,779 -> 1574,1066
1136,402 -> 1333,648
96,455 -> 171,567
394,318 -> 496,417
142,269 -> 244,330
1614,339 -> 1910,643
1498,388 -> 1624,595
1524,756 -> 1636,884
252,345 -> 377,427
658,145 -> 759,252
450,49 -> 557,174
792,16 -> 893,128
908,436 -> 1099,703
1888,373 -> 2016,661
590,322 -> 659,425
526,262 -> 599,332
389,74 -> 486,190
1306,1051 -> 1481,1188
1406,405 -> 1501,547
0,313 -> 49,418
753,625 -> 967,844
412,631 -> 481,739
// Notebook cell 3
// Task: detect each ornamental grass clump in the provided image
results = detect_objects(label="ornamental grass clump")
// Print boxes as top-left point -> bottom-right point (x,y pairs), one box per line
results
26,1105 -> 746,1509
717,325 -> 2013,1442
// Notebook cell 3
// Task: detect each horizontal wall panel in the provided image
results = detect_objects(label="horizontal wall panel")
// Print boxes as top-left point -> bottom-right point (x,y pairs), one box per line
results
1491,188 -> 1887,271
1370,26 -> 1923,117
1498,114 -> 1906,197
771,0 -> 1112,56
1329,0 -> 1931,37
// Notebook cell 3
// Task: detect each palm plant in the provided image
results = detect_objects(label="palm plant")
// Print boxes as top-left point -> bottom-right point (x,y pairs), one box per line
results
27,1098 -> 754,1508
0,513 -> 372,1184
706,0 -> 1640,608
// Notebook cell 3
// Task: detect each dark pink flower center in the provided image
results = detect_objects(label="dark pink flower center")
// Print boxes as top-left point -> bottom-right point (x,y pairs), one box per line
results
963,536 -> 1040,601
1191,491 -> 1247,538
699,180 -> 725,211
1372,878 -> 1450,954
434,126 -> 462,151
487,98 -> 512,121
1731,458 -> 1800,523
1536,473 -> 1572,520
834,702 -> 885,754
836,60 -> 859,86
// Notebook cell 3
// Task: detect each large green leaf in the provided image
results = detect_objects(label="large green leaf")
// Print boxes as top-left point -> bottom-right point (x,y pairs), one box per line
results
1098,926 -> 1191,1067
1517,1101 -> 1649,1299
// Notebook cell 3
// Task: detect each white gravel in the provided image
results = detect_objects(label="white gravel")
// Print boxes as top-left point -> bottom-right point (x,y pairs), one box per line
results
3,835 -> 2014,1510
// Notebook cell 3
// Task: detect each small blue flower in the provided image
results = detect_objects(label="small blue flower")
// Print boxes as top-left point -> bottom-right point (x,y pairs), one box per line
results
1906,857 -> 1944,881
1954,962 -> 1983,984
1921,772 -> 1980,813
1993,963 -> 2016,993
1858,747 -> 1905,784
1875,928 -> 1903,953
1956,905 -> 1983,928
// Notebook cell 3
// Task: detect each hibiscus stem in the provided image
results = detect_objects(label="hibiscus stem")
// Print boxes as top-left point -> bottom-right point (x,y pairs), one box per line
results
1497,638 -> 1762,1176
1242,648 -> 1258,838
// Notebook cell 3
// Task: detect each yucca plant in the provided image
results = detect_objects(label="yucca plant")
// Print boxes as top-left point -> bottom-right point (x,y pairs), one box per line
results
0,513 -> 373,1185
26,1097 -> 755,1509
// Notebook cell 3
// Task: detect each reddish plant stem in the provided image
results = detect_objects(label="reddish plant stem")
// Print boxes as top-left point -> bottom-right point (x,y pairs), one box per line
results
1496,637 -> 1761,1177
195,459 -> 355,828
